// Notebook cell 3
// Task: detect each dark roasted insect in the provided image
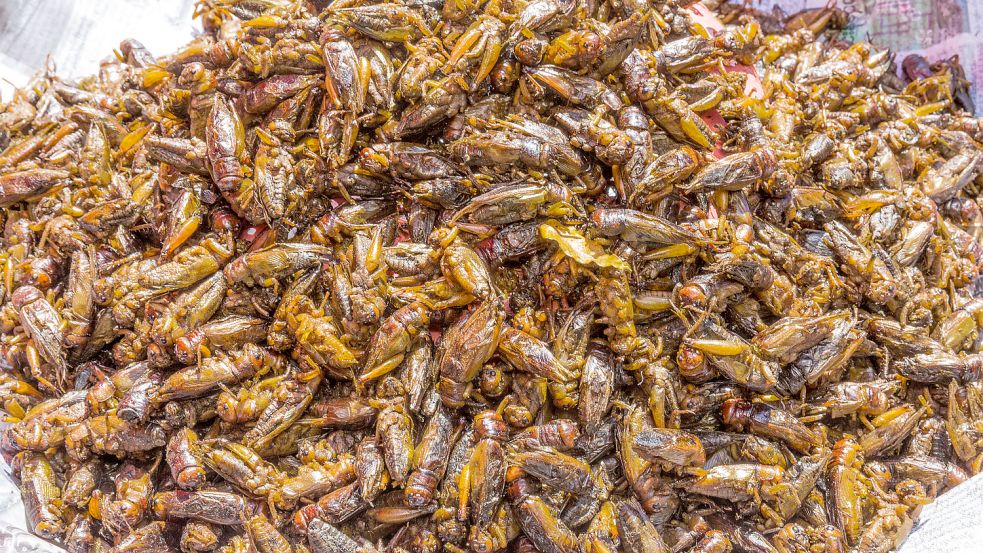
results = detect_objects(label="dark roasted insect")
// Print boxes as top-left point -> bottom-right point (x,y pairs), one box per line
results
0,1 -> 980,551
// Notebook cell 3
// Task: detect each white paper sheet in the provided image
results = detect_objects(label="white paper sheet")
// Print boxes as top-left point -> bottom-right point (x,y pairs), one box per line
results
0,0 -> 198,100
897,472 -> 983,553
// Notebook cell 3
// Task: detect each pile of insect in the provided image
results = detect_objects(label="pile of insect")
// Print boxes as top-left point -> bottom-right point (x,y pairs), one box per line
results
0,0 -> 981,552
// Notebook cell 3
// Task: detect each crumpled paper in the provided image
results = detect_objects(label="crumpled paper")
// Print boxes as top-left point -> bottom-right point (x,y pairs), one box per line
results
0,0 -> 198,100
1,0 -> 983,551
